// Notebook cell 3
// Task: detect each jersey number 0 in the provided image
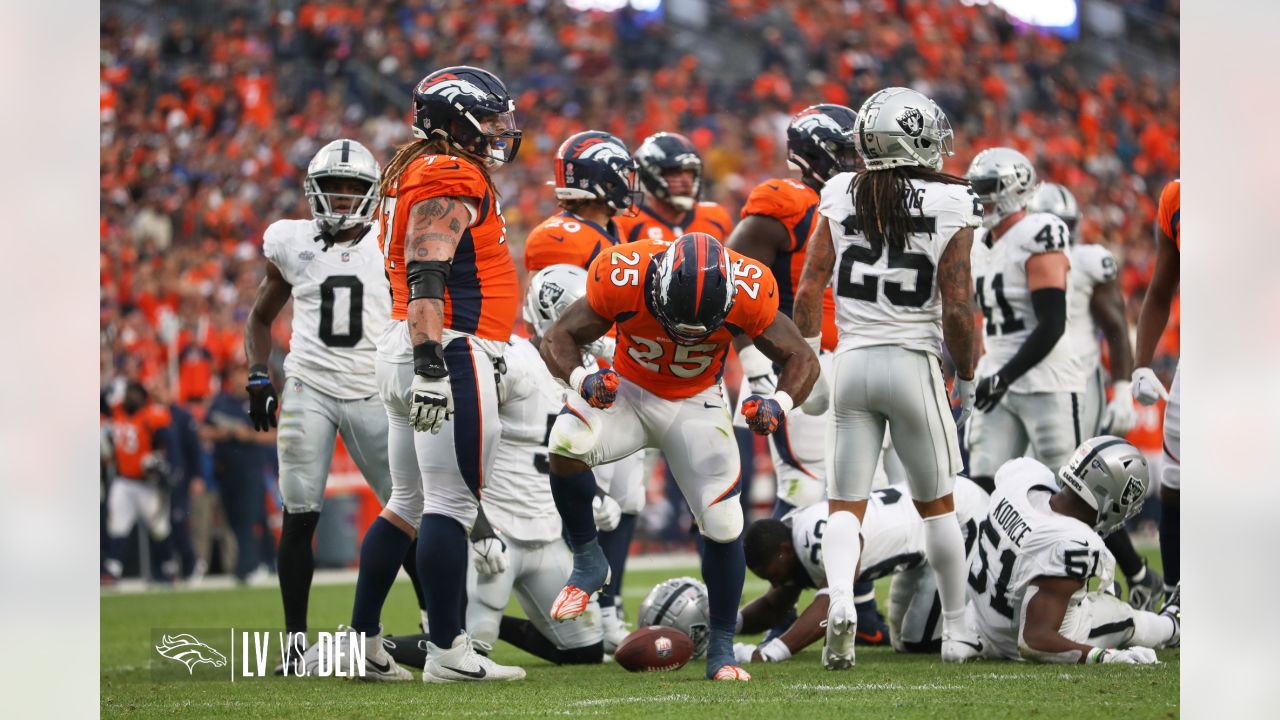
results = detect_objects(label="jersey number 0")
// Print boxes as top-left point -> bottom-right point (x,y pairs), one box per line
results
319,276 -> 364,347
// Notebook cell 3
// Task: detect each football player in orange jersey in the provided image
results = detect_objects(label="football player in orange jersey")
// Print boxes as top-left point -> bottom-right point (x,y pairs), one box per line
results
102,381 -> 174,584
540,232 -> 820,681
614,132 -> 734,243
523,130 -> 648,650
725,103 -> 891,646
1133,178 -> 1181,606
345,66 -> 525,683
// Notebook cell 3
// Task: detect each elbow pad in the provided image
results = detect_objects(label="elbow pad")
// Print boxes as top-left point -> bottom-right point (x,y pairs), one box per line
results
407,260 -> 452,301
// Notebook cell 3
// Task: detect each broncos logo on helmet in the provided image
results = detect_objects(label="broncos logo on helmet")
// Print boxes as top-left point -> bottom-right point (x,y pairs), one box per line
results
412,66 -> 522,164
553,131 -> 639,213
647,232 -> 737,345
635,132 -> 703,211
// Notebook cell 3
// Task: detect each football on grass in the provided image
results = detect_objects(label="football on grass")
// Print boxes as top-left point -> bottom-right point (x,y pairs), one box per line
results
614,626 -> 695,672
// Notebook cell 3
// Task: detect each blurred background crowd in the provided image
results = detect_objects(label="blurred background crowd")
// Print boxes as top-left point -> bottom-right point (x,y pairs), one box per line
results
99,0 -> 1179,582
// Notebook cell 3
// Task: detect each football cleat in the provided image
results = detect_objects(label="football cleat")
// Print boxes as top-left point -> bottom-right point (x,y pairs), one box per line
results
422,634 -> 525,683
822,594 -> 856,670
855,601 -> 892,647
710,664 -> 751,682
344,625 -> 413,681
553,544 -> 612,621
941,630 -> 985,663
1127,566 -> 1164,612
382,632 -> 431,670
600,606 -> 631,654
1159,582 -> 1181,648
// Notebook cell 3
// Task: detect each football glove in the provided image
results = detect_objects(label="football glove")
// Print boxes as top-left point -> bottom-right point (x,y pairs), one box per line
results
1100,380 -> 1138,434
586,336 -> 617,365
733,643 -> 757,664
1130,367 -> 1168,406
737,343 -> 778,395
246,367 -> 278,431
593,490 -> 622,532
952,375 -> 977,426
573,367 -> 621,409
1099,646 -> 1159,665
742,392 -> 794,435
410,374 -> 453,434
470,509 -> 509,576
974,372 -> 1009,412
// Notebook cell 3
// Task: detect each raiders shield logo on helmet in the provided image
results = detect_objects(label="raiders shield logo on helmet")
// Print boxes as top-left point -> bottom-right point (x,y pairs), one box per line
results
1121,475 -> 1145,506
538,281 -> 565,310
896,107 -> 924,137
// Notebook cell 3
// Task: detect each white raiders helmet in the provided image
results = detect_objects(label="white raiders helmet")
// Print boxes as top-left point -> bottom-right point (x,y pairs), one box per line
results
637,577 -> 710,658
966,147 -> 1039,230
854,87 -> 955,172
523,264 -> 612,360
1027,182 -> 1081,238
304,139 -> 381,235
1057,436 -> 1151,535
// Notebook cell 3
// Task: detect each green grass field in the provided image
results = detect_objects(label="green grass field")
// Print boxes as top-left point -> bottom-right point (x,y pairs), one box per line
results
102,562 -> 1178,719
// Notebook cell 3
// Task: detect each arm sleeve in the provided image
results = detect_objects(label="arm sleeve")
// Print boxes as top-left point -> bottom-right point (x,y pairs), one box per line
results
995,286 -> 1066,383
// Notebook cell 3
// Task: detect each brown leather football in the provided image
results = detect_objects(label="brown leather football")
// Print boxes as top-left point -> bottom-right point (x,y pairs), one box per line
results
614,626 -> 695,672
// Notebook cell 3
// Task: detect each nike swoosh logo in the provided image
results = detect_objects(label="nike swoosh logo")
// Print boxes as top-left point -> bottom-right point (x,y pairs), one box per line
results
767,184 -> 780,191
548,234 -> 567,243
856,629 -> 884,643
442,164 -> 461,170
443,664 -> 487,679
957,640 -> 983,651
768,286 -> 776,298
704,402 -> 722,409
368,658 -> 392,674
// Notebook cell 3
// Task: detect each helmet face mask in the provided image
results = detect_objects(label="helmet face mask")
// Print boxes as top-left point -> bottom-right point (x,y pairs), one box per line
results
855,88 -> 955,172
304,139 -> 381,235
637,577 -> 711,658
635,132 -> 703,212
966,147 -> 1039,230
553,131 -> 641,215
787,104 -> 860,184
1056,436 -> 1151,535
648,233 -> 737,346
1027,182 -> 1081,240
412,67 -> 523,166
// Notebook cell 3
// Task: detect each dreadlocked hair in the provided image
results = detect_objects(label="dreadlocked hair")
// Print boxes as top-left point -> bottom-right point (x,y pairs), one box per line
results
380,138 -> 500,200
850,166 -> 968,252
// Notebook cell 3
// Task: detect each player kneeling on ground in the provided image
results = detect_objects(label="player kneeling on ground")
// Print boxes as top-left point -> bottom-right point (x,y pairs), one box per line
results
541,232 -> 820,681
734,478 -> 989,663
966,437 -> 1180,664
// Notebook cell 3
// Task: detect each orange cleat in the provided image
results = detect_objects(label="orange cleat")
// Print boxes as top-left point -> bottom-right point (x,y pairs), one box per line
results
711,664 -> 751,681
551,585 -> 593,621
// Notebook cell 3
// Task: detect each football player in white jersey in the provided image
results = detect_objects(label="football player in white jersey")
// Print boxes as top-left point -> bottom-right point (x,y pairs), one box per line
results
965,148 -> 1082,491
965,437 -> 1180,664
462,264 -> 638,663
793,86 -> 983,667
1027,183 -> 1163,611
734,478 -> 990,664
245,138 -> 421,677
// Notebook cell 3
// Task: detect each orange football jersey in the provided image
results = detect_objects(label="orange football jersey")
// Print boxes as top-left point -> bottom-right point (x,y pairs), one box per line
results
524,211 -> 621,272
740,177 -> 838,351
380,154 -> 519,341
586,239 -> 779,400
614,200 -> 734,244
1158,179 -> 1180,251
110,404 -> 171,479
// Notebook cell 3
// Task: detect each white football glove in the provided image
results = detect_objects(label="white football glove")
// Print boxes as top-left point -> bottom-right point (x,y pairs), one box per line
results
799,335 -> 829,415
471,536 -> 509,576
586,336 -> 617,365
410,374 -> 453,433
1130,368 -> 1168,407
733,642 -> 757,664
592,491 -> 622,532
952,375 -> 977,427
1100,381 -> 1138,434
1101,646 -> 1159,665
737,343 -> 778,395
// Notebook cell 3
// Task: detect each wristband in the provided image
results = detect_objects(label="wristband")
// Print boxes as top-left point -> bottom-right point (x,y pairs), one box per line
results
413,341 -> 448,378
769,391 -> 795,415
568,366 -> 589,393
803,335 -> 822,356
248,365 -> 271,385
1085,647 -> 1109,664
757,637 -> 792,663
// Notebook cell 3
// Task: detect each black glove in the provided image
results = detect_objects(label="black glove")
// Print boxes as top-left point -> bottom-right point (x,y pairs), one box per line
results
974,373 -> 1009,412
246,365 -> 279,431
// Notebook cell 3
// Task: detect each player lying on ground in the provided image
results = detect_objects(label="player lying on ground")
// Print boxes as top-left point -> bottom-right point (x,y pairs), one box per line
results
965,437 -> 1180,663
734,479 -> 989,664
540,231 -> 820,681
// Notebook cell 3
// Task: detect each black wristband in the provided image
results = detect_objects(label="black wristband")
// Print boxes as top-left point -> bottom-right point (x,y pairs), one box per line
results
413,341 -> 448,378
248,364 -> 270,382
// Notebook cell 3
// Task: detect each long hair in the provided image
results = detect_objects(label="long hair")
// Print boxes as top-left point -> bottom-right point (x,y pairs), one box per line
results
380,138 -> 499,200
851,166 -> 968,252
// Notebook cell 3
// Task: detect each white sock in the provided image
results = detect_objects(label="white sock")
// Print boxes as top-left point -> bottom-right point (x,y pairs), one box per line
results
922,511 -> 969,631
822,511 -> 863,598
1131,610 -> 1177,647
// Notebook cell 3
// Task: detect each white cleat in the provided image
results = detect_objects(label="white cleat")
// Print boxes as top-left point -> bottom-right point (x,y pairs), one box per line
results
822,594 -> 856,670
344,626 -> 413,681
601,606 -> 631,655
422,633 -> 526,683
941,630 -> 984,663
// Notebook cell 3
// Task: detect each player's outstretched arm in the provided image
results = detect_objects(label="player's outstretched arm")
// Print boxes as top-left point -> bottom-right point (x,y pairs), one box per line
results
770,592 -> 830,658
540,298 -> 615,385
738,584 -> 805,635
726,214 -> 790,267
244,261 -> 291,371
1134,223 -> 1180,369
752,313 -> 819,407
1019,576 -> 1152,664
792,219 -> 835,339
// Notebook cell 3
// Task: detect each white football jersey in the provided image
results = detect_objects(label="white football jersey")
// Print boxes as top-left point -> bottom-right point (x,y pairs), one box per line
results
263,219 -> 390,399
968,457 -> 1116,660
972,213 -> 1082,393
789,477 -> 990,587
485,336 -> 563,543
1066,243 -> 1119,384
818,172 -> 982,358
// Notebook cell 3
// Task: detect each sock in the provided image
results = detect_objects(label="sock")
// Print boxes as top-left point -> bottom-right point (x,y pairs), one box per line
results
401,537 -> 428,612
550,469 -> 599,548
498,616 -> 602,664
278,510 -> 320,634
105,536 -> 129,578
1131,610 -> 1178,647
1159,501 -> 1179,586
822,511 -> 862,598
922,511 -> 969,631
700,536 -> 745,666
150,533 -> 178,581
597,512 -> 637,607
418,514 -> 468,646
1104,530 -> 1145,580
853,579 -> 877,606
350,516 -> 413,635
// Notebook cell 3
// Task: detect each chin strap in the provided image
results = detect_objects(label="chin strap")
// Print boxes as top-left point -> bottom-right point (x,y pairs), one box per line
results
314,223 -> 372,252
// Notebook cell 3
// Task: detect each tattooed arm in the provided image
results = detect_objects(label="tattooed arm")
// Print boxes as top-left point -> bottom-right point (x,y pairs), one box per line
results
939,227 -> 977,380
792,219 -> 835,338
405,195 -> 474,346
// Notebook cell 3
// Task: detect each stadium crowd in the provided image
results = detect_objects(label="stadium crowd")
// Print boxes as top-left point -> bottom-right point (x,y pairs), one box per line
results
99,0 -> 1179,580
